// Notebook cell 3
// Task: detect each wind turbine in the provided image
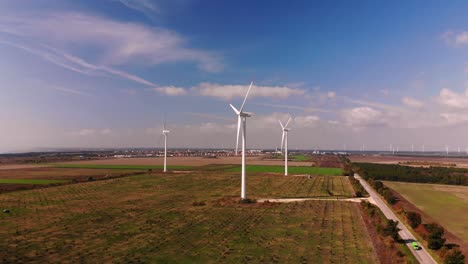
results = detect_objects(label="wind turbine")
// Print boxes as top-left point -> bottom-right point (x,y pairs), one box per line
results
162,119 -> 170,172
230,81 -> 254,200
279,116 -> 292,176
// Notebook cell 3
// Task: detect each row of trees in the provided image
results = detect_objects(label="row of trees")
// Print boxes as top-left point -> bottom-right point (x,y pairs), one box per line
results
405,211 -> 465,264
348,176 -> 368,197
369,180 -> 397,204
355,163 -> 468,185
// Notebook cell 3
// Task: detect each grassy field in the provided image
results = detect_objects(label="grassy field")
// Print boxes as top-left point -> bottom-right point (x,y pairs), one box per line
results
384,181 -> 468,242
0,179 -> 69,185
52,164 -> 193,170
227,165 -> 343,175
0,171 -> 377,263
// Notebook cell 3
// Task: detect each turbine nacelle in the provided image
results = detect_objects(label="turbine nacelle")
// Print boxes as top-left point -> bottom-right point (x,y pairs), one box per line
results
229,82 -> 254,154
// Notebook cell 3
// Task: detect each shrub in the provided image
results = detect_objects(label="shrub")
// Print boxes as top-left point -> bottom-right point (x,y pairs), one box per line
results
406,211 -> 421,228
444,248 -> 465,264
425,223 -> 446,250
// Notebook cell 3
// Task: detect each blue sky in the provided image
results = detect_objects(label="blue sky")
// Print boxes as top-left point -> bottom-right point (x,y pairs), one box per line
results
1,0 -> 468,152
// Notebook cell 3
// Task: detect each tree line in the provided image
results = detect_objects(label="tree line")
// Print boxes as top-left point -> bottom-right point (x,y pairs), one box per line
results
354,163 -> 468,185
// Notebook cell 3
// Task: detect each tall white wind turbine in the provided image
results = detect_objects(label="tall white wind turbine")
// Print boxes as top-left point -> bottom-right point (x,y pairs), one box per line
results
279,116 -> 292,176
162,120 -> 170,172
230,81 -> 254,200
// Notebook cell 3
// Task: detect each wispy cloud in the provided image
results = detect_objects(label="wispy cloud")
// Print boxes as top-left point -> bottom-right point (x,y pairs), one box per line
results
153,86 -> 188,96
436,88 -> 468,109
0,11 -> 223,72
402,96 -> 424,108
0,39 -> 157,87
251,102 -> 333,113
192,82 -> 306,100
442,31 -> 468,46
114,0 -> 160,18
48,84 -> 91,97
184,112 -> 232,121
69,128 -> 112,136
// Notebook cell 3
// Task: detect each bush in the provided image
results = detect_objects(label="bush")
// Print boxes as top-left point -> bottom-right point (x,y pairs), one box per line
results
425,223 -> 446,250
406,211 -> 421,228
444,248 -> 465,264
382,220 -> 400,241
192,201 -> 206,206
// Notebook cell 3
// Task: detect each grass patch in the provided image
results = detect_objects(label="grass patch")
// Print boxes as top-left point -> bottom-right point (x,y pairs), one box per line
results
226,165 -> 343,175
384,181 -> 468,242
51,164 -> 193,170
0,172 -> 376,263
0,179 -> 69,185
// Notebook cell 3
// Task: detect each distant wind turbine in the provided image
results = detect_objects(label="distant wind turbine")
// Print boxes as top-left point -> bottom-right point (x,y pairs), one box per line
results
230,81 -> 254,200
162,118 -> 170,172
279,115 -> 292,176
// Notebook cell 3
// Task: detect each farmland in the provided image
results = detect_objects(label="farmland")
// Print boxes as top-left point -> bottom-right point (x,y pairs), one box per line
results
227,165 -> 343,176
384,181 -> 468,243
0,179 -> 69,185
0,170 -> 377,263
52,164 -> 193,170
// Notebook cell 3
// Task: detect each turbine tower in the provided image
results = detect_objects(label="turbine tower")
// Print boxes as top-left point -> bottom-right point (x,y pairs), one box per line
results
230,81 -> 254,200
162,120 -> 170,172
279,116 -> 292,176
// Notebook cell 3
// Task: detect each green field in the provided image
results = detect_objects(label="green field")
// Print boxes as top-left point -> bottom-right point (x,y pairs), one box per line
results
52,164 -> 193,170
385,181 -> 468,242
0,179 -> 69,185
227,165 -> 343,175
0,172 -> 377,263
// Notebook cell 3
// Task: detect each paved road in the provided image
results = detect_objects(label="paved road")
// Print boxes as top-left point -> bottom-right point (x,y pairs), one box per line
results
354,174 -> 437,264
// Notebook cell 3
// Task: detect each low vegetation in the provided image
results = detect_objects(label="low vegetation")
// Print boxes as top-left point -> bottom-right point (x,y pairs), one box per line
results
348,176 -> 368,197
0,179 -> 69,185
360,200 -> 414,263
384,181 -> 468,263
355,163 -> 468,185
0,171 -> 377,263
52,164 -> 193,170
226,165 -> 343,175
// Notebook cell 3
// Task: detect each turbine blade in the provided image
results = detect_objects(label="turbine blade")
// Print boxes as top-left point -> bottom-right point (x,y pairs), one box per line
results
230,104 -> 240,115
235,116 -> 241,154
278,120 -> 284,129
281,131 -> 285,152
285,116 -> 292,128
239,81 -> 253,112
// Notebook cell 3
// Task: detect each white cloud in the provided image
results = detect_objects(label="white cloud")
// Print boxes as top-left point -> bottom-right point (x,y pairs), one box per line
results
436,88 -> 468,109
380,89 -> 390,96
402,96 -> 424,108
70,129 -> 96,136
192,82 -> 306,100
154,86 -> 187,96
327,91 -> 336,99
69,128 -> 112,136
455,32 -> 468,45
443,31 -> 468,46
342,107 -> 386,128
0,11 -> 223,72
100,128 -> 112,135
294,115 -> 320,127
